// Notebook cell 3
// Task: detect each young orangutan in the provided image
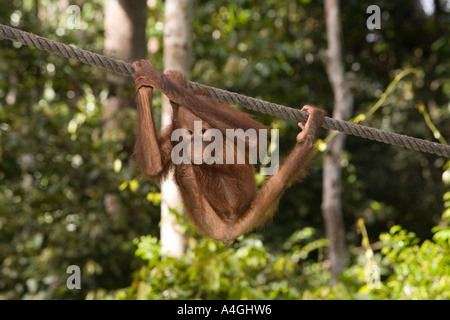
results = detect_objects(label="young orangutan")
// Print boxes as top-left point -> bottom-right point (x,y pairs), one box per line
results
133,60 -> 325,243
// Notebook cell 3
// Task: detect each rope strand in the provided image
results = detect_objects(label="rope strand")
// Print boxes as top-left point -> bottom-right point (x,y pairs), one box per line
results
1,23 -> 449,158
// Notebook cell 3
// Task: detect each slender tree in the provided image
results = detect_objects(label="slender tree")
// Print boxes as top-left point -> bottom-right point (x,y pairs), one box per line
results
103,0 -> 147,214
322,0 -> 354,284
160,0 -> 194,257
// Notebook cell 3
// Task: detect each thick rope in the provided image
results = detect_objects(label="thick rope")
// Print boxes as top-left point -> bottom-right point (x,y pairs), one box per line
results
1,23 -> 449,158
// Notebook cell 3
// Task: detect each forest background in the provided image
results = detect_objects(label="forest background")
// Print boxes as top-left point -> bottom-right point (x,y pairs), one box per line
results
0,0 -> 449,299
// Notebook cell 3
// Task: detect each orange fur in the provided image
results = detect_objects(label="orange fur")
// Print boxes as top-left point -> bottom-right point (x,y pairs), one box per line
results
133,60 -> 325,243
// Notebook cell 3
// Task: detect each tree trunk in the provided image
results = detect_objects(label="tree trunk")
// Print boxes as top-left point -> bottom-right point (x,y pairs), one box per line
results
103,0 -> 146,139
160,0 -> 194,258
322,0 -> 354,284
103,0 -> 147,214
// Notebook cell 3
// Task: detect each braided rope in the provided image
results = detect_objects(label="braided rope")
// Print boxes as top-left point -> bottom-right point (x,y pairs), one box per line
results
0,24 -> 134,76
1,23 -> 449,158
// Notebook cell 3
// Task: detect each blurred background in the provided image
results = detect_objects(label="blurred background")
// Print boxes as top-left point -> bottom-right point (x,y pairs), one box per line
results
0,0 -> 449,299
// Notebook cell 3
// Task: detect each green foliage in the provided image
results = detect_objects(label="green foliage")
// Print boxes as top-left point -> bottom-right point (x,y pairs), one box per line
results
0,0 -> 160,299
90,221 -> 450,300
308,180 -> 450,299
378,226 -> 449,299
94,228 -> 329,300
294,224 -> 449,299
